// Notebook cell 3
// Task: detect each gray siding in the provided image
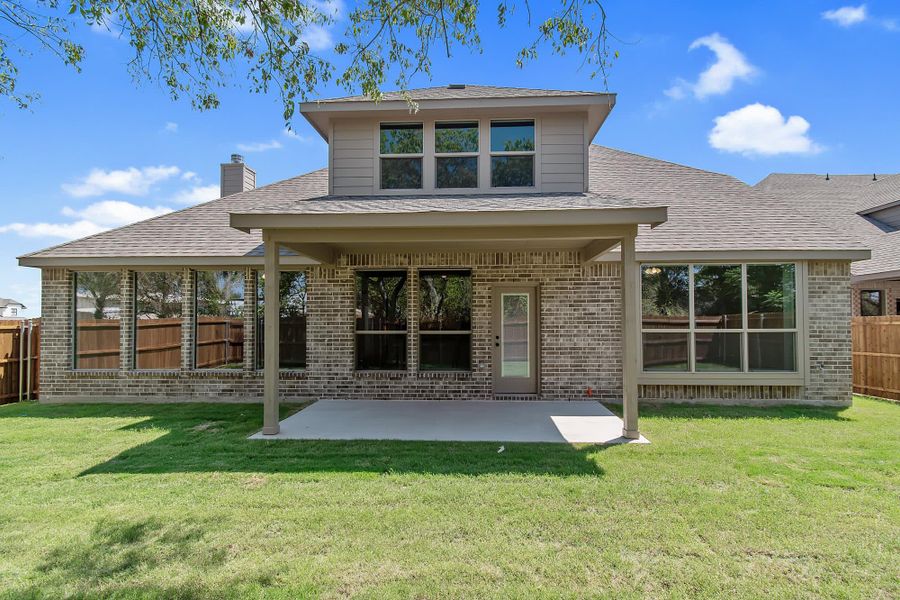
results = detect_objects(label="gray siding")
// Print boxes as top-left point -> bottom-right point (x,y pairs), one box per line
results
220,163 -> 256,197
866,205 -> 900,231
331,119 -> 375,195
541,113 -> 585,193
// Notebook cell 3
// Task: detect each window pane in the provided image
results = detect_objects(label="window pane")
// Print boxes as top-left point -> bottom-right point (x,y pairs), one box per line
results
257,271 -> 307,370
694,265 -> 743,329
860,290 -> 883,316
419,271 -> 472,331
490,156 -> 534,187
356,334 -> 407,370
380,157 -> 422,189
695,332 -> 742,372
501,293 -> 530,377
74,272 -> 122,370
748,264 -> 796,329
135,272 -> 184,370
641,265 -> 690,328
380,123 -> 422,154
490,120 -> 535,152
435,122 -> 478,153
420,334 -> 471,371
195,271 -> 244,370
436,157 -> 478,188
642,332 -> 689,372
748,332 -> 796,371
357,271 -> 407,331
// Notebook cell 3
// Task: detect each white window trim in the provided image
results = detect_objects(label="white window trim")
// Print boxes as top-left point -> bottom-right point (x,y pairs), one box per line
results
637,261 -> 807,386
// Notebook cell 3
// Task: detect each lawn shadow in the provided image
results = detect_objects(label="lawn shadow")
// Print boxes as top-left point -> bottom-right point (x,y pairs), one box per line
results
602,401 -> 852,422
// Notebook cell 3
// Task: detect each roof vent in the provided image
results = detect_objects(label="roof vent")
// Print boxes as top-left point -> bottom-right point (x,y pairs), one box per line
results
231,153 -> 244,164
825,173 -> 830,181
447,83 -> 466,89
873,173 -> 878,181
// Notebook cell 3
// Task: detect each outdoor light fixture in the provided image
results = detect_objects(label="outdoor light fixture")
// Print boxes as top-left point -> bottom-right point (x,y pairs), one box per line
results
644,267 -> 661,276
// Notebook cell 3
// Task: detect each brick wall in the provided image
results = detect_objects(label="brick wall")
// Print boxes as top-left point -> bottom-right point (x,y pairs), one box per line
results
850,279 -> 900,316
38,256 -> 853,406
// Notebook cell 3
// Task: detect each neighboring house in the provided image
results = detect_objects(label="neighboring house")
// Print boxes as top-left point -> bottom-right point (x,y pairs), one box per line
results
756,174 -> 900,317
0,298 -> 26,319
19,85 -> 869,438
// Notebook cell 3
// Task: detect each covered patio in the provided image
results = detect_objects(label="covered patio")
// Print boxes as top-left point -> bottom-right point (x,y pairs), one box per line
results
249,399 -> 649,444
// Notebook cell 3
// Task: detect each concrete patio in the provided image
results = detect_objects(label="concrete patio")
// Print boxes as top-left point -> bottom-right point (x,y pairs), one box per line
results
249,400 -> 649,444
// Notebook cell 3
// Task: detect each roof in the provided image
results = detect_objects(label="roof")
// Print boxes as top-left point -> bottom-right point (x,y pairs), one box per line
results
0,298 -> 25,309
310,84 -> 605,104
20,146 -> 867,266
756,173 -> 900,279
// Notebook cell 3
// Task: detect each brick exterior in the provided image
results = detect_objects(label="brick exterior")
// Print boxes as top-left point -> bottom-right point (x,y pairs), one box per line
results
38,256 -> 853,407
850,279 -> 900,317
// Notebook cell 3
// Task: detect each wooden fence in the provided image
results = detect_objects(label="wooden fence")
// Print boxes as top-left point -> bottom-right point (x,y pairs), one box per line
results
852,316 -> 900,401
0,320 -> 39,403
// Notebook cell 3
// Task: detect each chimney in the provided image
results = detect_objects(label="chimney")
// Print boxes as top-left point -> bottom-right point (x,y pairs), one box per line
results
220,154 -> 256,197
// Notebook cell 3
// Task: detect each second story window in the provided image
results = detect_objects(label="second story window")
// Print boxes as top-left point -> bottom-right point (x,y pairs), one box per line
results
435,122 -> 478,188
490,120 -> 535,188
379,123 -> 423,190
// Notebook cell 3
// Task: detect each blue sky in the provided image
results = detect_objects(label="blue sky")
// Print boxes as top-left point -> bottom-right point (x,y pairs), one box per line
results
2,1 -> 898,314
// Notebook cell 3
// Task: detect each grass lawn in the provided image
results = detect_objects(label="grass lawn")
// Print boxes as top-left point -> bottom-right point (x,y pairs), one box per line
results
0,398 -> 897,599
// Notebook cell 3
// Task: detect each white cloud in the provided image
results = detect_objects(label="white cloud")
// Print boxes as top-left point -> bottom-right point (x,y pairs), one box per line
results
163,121 -> 179,133
171,184 -> 220,205
822,5 -> 868,26
236,140 -> 283,152
667,33 -> 757,100
62,165 -> 180,198
0,220 -> 107,240
303,24 -> 334,51
61,200 -> 172,227
283,128 -> 315,143
181,171 -> 198,182
709,103 -> 823,157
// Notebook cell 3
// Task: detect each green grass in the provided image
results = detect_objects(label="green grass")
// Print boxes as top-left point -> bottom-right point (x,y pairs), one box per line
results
0,398 -> 897,599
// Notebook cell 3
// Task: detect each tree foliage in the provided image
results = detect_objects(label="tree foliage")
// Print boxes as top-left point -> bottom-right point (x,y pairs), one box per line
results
0,0 -> 613,123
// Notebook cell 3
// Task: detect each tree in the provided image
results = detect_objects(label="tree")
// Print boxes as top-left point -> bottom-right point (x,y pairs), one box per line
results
75,271 -> 121,319
0,0 -> 613,123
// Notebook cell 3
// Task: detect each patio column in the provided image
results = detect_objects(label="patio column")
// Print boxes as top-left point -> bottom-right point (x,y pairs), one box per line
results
621,231 -> 640,439
262,231 -> 281,435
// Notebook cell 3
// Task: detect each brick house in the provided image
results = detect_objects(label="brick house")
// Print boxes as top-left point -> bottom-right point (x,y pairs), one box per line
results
19,85 -> 870,438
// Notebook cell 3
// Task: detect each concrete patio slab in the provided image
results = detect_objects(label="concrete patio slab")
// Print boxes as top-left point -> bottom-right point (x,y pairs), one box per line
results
249,400 -> 649,444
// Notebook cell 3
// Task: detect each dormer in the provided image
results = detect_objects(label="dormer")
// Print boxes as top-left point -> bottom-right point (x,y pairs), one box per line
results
300,85 -> 615,196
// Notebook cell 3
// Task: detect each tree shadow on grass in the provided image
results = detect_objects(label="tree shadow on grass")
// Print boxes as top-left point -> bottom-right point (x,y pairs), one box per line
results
632,402 -> 853,422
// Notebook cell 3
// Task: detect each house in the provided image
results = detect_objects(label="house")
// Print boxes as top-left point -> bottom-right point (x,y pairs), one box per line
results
18,85 -> 870,438
755,173 -> 900,317
0,298 -> 26,319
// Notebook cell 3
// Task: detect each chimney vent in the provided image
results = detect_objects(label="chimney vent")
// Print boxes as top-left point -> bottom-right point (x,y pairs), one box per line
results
220,154 -> 256,197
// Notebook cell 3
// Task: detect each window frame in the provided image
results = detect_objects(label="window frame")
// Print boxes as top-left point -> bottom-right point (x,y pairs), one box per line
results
72,270 -> 123,372
254,269 -> 309,372
193,269 -> 247,371
859,289 -> 884,317
354,269 -> 409,372
418,268 -> 473,372
132,270 -> 185,371
377,122 -> 424,191
489,119 -> 536,189
434,121 -> 480,190
638,261 -> 805,384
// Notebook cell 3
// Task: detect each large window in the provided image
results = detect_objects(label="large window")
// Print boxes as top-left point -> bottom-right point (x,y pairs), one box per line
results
419,271 -> 472,370
490,120 -> 535,187
860,290 -> 884,316
257,271 -> 308,370
73,272 -> 122,370
195,271 -> 245,369
641,263 -> 798,373
356,271 -> 407,370
435,122 -> 478,188
380,123 -> 423,190
134,272 -> 184,370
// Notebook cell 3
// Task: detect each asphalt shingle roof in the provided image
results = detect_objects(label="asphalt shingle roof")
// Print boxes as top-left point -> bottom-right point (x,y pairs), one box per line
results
22,146 -> 866,262
310,84 -> 605,104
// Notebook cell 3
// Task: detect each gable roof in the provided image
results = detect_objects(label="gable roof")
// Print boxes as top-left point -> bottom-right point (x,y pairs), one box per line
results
20,146 -> 867,267
755,173 -> 900,279
0,298 -> 25,309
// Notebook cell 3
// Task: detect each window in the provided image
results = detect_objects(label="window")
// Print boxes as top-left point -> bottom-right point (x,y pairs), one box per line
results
419,271 -> 472,370
860,290 -> 884,317
195,271 -> 245,370
380,123 -> 423,189
490,120 -> 535,187
435,122 -> 478,188
73,271 -> 122,370
356,271 -> 407,370
641,263 -> 798,374
9,308 -> 16,316
257,271 -> 308,370
134,272 -> 184,370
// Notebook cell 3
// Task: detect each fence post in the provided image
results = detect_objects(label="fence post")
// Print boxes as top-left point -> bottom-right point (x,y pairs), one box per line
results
25,320 -> 33,401
18,321 -> 24,402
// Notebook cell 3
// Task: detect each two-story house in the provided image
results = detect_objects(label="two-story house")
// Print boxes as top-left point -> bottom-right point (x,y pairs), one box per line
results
0,298 -> 26,319
19,85 -> 869,438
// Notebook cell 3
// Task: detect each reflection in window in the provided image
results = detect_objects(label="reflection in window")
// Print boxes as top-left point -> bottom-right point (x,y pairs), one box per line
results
860,290 -> 883,316
641,265 -> 689,328
380,123 -> 423,190
490,121 -> 535,151
419,271 -> 472,371
695,332 -> 742,372
74,272 -> 122,370
490,120 -> 534,188
135,272 -> 184,370
641,332 -> 689,372
435,122 -> 478,153
356,271 -> 407,370
749,332 -> 796,372
380,123 -> 423,154
502,293 -> 530,377
748,264 -> 796,328
195,271 -> 244,370
490,156 -> 534,188
694,264 -> 742,329
381,157 -> 422,190
436,156 -> 478,188
257,271 -> 307,370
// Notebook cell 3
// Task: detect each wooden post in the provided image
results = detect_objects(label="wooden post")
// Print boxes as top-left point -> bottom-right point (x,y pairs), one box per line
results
25,321 -> 32,401
262,231 -> 281,435
621,231 -> 640,439
18,321 -> 24,403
